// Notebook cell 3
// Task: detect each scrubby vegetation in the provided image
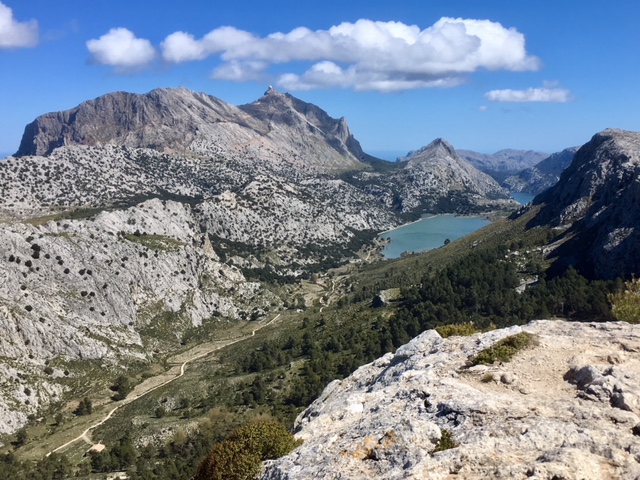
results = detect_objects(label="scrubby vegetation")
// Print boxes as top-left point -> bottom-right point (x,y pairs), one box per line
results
194,421 -> 298,480
609,277 -> 640,323
434,429 -> 459,452
435,322 -> 481,338
470,332 -> 538,365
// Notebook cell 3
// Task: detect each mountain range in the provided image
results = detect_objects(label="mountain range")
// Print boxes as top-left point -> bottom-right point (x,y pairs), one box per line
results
0,87 -> 514,434
457,148 -> 549,175
2,86 -> 640,480
530,129 -> 640,279
503,147 -> 579,195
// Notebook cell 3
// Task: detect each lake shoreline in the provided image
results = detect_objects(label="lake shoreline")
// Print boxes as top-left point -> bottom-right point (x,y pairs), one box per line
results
379,213 -> 492,259
379,213 -> 489,236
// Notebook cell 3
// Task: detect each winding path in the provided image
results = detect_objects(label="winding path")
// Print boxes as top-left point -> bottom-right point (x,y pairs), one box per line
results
46,314 -> 281,457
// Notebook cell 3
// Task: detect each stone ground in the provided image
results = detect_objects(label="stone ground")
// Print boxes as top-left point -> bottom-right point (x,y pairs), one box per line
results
261,320 -> 640,480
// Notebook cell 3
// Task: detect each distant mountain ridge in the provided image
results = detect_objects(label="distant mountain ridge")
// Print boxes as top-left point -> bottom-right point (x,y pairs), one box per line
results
8,87 -> 515,219
458,148 -> 548,175
503,147 -> 578,194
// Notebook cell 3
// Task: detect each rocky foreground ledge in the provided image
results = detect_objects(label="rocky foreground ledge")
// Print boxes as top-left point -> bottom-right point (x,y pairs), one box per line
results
261,320 -> 640,480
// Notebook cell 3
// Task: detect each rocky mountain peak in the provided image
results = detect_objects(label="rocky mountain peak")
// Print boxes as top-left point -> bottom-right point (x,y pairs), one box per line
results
13,86 -> 370,172
399,138 -> 456,164
378,137 -> 512,213
530,128 -> 640,278
15,87 -> 257,156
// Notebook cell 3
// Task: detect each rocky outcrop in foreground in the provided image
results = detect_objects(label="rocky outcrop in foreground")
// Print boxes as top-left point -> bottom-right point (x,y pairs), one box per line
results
262,320 -> 640,480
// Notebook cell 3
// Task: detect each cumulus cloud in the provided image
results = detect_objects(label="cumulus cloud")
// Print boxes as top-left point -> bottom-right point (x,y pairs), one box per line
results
485,86 -> 572,103
211,60 -> 268,82
160,18 -> 540,92
87,28 -> 156,70
0,2 -> 38,49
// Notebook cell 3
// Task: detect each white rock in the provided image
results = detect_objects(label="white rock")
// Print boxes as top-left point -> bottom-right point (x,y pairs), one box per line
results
262,320 -> 640,480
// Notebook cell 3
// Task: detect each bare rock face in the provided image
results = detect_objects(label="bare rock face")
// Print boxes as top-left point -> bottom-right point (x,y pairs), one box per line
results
239,87 -> 369,171
262,320 -> 640,480
0,199 -> 275,434
15,88 -> 255,156
530,129 -> 640,279
503,147 -> 578,195
391,139 -> 514,213
15,87 -> 366,173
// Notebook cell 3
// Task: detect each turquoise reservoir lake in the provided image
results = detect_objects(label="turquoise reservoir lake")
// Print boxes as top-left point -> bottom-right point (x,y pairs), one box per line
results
379,193 -> 536,259
380,215 -> 491,259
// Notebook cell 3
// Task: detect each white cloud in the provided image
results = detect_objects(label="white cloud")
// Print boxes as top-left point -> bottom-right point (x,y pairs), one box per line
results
0,2 -> 38,49
479,105 -> 489,111
162,27 -> 258,63
277,61 -> 464,93
485,86 -> 572,103
87,28 -> 156,70
160,17 -> 539,92
211,60 -> 268,82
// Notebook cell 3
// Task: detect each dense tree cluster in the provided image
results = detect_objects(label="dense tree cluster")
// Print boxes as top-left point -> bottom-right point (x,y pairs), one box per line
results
73,397 -> 93,416
111,375 -> 133,401
232,244 -> 620,416
89,433 -> 137,473
0,453 -> 73,480
395,246 -> 617,342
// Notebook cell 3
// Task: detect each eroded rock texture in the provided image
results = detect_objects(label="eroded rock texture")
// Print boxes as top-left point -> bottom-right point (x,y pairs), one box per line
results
262,320 -> 640,480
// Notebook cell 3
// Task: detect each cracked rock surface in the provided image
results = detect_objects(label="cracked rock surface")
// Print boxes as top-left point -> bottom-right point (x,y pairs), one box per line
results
262,320 -> 640,480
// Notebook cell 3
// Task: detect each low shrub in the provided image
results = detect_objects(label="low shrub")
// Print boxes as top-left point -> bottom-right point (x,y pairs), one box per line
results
435,322 -> 480,338
194,421 -> 299,480
434,428 -> 458,452
470,332 -> 537,366
609,278 -> 640,323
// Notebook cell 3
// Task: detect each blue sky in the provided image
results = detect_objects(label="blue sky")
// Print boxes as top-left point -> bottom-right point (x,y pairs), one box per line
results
0,1 -> 638,158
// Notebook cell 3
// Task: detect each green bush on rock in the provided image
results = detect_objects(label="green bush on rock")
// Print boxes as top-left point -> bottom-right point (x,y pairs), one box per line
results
609,278 -> 640,323
470,332 -> 538,365
194,421 -> 299,480
435,322 -> 481,338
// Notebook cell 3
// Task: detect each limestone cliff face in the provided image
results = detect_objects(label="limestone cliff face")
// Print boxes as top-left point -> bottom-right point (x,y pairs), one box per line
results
16,88 -> 260,157
262,321 -> 640,480
0,198 -> 273,434
239,87 -> 369,171
530,129 -> 640,279
15,87 -> 366,173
